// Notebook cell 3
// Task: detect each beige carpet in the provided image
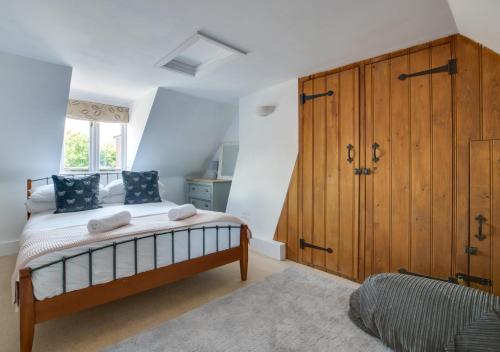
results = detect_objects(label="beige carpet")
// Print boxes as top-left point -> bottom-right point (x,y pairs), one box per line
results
105,266 -> 386,352
0,251 -> 359,352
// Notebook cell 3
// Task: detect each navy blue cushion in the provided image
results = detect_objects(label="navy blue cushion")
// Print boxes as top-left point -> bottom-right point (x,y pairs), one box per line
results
122,170 -> 162,205
52,174 -> 101,213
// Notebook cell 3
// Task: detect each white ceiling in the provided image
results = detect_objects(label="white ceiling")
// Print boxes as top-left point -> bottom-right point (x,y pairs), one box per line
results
447,0 -> 500,54
0,0 -> 457,105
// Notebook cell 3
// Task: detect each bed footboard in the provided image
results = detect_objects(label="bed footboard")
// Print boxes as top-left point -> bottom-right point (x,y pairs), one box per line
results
19,224 -> 249,352
19,268 -> 35,352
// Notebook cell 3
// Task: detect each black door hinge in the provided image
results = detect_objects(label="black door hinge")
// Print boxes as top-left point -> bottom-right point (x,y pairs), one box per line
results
398,268 -> 459,284
456,273 -> 492,286
300,238 -> 333,253
300,90 -> 333,104
398,58 -> 457,80
465,246 -> 478,255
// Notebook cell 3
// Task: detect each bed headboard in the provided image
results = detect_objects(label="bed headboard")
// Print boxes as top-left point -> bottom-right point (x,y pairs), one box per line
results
26,172 -> 122,218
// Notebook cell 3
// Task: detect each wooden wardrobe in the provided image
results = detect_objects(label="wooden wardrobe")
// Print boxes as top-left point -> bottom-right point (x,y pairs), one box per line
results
275,34 -> 500,295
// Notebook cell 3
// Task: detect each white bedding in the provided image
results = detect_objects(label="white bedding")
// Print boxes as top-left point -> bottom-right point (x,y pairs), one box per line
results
22,201 -> 241,301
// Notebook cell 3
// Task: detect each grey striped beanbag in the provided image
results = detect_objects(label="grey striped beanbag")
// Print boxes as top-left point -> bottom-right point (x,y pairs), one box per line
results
349,273 -> 500,351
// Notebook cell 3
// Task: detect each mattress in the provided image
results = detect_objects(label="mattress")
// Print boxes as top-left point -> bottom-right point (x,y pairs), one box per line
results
21,201 -> 241,301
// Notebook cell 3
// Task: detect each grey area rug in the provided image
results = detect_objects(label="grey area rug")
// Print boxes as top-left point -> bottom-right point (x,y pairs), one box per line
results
104,266 -> 390,352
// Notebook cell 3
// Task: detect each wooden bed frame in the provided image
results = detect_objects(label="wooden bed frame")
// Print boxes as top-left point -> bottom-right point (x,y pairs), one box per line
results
19,176 -> 249,352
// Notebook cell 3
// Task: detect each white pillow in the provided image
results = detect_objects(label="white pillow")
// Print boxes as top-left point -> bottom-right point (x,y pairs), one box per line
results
25,199 -> 55,214
98,185 -> 109,201
159,181 -> 166,199
29,184 -> 55,202
102,194 -> 125,204
104,179 -> 125,196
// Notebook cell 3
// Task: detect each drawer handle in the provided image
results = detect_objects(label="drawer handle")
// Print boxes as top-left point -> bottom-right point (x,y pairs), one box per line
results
372,142 -> 380,162
475,214 -> 487,241
347,144 -> 354,163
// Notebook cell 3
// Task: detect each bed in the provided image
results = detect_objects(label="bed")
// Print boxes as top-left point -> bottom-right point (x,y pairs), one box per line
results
15,173 -> 249,352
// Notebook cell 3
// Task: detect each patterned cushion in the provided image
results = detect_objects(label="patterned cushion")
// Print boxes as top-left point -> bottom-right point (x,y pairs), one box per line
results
52,174 -> 101,213
122,170 -> 162,205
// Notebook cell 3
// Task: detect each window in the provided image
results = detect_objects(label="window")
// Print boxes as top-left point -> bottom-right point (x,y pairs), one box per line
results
63,119 -> 90,171
62,119 -> 126,172
99,122 -> 124,171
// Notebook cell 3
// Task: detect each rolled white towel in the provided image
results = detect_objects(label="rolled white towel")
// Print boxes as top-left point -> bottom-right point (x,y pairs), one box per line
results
168,204 -> 197,221
87,211 -> 132,233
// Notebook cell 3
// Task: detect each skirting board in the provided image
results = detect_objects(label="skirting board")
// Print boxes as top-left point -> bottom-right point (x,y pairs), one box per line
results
250,237 -> 285,260
0,239 -> 19,256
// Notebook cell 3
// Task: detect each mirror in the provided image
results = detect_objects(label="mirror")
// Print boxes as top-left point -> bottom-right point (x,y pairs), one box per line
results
218,142 -> 239,180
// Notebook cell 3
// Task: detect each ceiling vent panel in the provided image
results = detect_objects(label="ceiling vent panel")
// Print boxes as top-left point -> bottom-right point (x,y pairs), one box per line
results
156,32 -> 246,77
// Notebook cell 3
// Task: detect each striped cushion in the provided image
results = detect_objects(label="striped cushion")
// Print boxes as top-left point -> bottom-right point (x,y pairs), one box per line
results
349,273 -> 500,351
445,309 -> 500,351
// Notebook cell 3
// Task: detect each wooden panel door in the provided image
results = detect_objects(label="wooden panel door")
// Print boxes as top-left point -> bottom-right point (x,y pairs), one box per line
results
364,44 -> 454,278
469,140 -> 500,295
274,161 -> 300,262
299,67 -> 360,280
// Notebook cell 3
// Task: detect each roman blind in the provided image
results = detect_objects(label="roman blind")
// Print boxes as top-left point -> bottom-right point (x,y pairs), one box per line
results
66,99 -> 129,123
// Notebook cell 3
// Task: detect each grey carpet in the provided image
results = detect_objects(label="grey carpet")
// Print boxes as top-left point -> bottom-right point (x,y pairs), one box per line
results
104,266 -> 390,352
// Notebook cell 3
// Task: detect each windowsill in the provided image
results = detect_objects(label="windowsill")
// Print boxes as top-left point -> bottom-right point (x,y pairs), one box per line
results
60,170 -> 122,174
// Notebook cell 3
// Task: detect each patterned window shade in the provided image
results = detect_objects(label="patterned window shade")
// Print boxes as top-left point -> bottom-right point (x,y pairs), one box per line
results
66,99 -> 129,123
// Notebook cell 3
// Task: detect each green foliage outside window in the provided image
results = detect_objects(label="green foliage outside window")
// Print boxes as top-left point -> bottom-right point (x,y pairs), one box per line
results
64,131 -> 89,169
100,144 -> 117,169
64,131 -> 117,170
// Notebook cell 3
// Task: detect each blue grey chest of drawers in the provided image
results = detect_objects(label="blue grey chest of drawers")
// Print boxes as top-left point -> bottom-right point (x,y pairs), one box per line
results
185,178 -> 232,212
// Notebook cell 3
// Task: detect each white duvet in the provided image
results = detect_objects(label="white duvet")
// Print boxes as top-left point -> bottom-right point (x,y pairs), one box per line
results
21,201 -> 241,301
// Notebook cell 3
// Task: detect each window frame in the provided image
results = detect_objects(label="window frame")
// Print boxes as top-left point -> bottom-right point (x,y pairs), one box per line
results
61,119 -> 127,173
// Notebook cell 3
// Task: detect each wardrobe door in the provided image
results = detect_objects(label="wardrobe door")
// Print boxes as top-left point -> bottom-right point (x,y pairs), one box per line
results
299,67 -> 360,280
326,68 -> 360,279
492,141 -> 500,296
469,140 -> 500,295
364,44 -> 454,278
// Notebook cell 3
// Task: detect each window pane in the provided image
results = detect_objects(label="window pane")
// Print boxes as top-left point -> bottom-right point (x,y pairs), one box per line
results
63,118 -> 90,171
99,123 -> 122,171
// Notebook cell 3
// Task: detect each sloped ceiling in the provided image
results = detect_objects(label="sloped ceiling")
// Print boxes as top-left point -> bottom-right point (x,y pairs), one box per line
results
0,51 -> 71,243
132,88 -> 237,176
447,0 -> 500,53
0,0 -> 457,104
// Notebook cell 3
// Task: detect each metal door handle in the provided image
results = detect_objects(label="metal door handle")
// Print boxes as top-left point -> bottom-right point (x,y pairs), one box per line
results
347,144 -> 354,163
475,214 -> 487,241
372,142 -> 380,162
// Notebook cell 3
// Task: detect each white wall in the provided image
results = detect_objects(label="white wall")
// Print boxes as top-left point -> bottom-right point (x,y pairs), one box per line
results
0,52 -> 72,254
132,88 -> 238,204
212,115 -> 239,161
222,115 -> 239,142
127,88 -> 157,169
448,0 -> 500,53
227,79 -> 298,259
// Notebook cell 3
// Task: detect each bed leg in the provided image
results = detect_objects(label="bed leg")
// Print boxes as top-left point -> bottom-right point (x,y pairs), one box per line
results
240,225 -> 249,281
19,268 -> 35,352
